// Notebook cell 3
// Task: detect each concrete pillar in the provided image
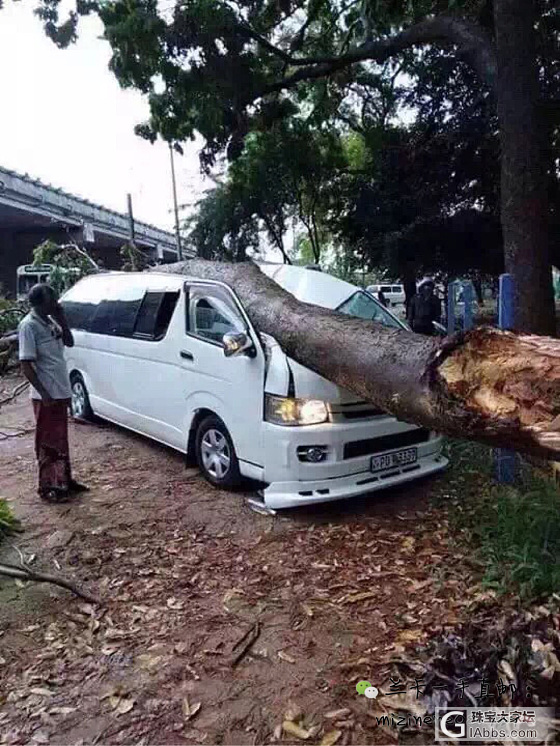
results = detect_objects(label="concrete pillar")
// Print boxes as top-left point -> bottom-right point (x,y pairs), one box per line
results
0,232 -> 18,298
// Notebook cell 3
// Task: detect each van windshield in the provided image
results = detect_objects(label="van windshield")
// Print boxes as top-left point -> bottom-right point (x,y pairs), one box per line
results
337,291 -> 402,329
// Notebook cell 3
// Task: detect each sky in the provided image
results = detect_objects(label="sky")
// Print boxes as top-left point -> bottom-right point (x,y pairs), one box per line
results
0,1 -> 208,232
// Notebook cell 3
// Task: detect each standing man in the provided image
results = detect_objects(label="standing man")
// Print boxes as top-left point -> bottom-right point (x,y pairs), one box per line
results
408,278 -> 442,335
18,284 -> 88,502
377,288 -> 388,307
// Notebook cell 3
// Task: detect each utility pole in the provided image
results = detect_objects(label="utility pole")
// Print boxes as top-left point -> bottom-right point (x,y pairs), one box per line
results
169,143 -> 183,261
127,193 -> 135,245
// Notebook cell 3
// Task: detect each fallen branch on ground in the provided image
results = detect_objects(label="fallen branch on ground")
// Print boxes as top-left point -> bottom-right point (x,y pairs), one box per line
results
229,621 -> 261,667
0,428 -> 34,440
157,260 -> 560,459
0,561 -> 101,604
0,381 -> 29,407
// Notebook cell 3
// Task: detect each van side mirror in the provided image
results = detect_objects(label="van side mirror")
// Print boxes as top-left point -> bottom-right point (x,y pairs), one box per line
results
223,331 -> 255,358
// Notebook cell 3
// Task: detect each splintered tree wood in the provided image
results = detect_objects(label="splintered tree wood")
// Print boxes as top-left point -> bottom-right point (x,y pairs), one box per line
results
157,260 -> 560,458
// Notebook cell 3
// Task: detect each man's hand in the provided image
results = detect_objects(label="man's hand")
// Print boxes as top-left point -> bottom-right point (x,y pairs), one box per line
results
51,304 -> 74,347
21,361 -> 54,403
51,301 -> 66,319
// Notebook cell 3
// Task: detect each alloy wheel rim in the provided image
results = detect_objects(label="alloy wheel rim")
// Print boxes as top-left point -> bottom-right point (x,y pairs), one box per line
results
72,382 -> 86,418
201,429 -> 231,480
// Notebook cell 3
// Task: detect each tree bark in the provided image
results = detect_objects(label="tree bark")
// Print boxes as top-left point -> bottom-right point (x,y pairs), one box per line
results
159,260 -> 560,459
493,0 -> 555,335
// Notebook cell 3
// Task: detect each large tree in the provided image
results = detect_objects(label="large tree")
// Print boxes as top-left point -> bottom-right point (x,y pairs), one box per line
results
34,0 -> 559,333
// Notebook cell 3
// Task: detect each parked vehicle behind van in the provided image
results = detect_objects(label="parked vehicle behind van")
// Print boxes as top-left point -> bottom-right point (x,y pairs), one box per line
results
366,283 -> 405,307
60,266 -> 447,509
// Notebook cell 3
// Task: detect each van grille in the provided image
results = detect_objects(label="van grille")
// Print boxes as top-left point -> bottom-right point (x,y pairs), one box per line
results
329,401 -> 386,422
343,429 -> 431,460
341,408 -> 386,420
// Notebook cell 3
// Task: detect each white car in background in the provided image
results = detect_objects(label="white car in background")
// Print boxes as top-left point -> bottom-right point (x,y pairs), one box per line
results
367,283 -> 405,307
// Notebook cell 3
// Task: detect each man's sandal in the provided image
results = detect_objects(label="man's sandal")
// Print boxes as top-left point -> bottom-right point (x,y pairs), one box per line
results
68,480 -> 89,493
40,489 -> 70,503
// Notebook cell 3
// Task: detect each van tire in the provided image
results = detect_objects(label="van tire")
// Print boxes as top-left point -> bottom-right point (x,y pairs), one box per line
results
195,415 -> 242,489
70,373 -> 94,421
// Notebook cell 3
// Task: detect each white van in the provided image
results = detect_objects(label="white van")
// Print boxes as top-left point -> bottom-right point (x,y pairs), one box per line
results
366,283 -> 406,307
61,266 -> 447,509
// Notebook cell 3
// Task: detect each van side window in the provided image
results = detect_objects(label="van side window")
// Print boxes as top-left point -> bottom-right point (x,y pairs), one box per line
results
381,285 -> 392,294
192,297 -> 239,344
133,291 -> 179,340
112,297 -> 144,337
392,286 -> 402,293
90,297 -> 143,337
62,300 -> 98,331
90,300 -> 115,335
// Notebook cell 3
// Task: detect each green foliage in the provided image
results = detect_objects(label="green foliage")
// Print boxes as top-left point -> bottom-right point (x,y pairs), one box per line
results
186,182 -> 261,262
188,122 -> 345,262
472,474 -> 560,600
120,242 -> 151,272
28,0 -> 507,165
449,442 -> 560,601
0,298 -> 27,335
27,0 -> 560,276
33,240 -> 98,296
0,498 -> 18,539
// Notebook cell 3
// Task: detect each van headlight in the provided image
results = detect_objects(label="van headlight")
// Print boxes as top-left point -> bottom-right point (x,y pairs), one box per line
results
265,395 -> 329,426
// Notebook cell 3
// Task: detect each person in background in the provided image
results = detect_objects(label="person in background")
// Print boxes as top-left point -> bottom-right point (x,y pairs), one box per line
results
407,277 -> 442,335
18,284 -> 88,502
377,288 -> 388,307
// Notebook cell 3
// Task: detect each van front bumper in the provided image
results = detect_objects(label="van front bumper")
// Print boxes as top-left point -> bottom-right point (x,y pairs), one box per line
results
261,420 -> 448,509
263,453 -> 448,509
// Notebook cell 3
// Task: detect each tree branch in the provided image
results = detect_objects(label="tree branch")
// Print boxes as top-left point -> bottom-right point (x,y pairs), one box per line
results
0,562 -> 100,605
257,15 -> 497,97
237,24 -> 293,63
260,213 -> 292,264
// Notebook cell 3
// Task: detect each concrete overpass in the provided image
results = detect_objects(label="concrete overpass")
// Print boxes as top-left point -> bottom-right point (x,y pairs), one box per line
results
0,166 -> 193,296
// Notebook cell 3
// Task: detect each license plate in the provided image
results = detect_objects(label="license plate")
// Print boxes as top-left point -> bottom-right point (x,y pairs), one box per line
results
371,448 -> 417,473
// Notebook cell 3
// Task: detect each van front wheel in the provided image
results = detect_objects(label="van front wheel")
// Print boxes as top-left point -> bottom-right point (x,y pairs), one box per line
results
195,416 -> 242,489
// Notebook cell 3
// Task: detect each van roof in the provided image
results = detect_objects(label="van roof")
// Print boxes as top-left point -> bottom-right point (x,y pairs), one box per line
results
69,266 -> 360,311
258,263 -> 358,310
67,271 -> 185,292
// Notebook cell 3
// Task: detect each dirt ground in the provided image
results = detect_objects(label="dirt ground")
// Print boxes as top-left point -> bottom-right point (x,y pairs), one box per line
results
0,373 -> 489,745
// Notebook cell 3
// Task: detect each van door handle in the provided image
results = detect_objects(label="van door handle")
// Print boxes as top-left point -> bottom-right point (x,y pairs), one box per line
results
180,350 -> 194,361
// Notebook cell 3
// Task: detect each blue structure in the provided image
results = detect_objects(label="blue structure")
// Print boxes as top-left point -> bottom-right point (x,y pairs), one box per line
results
447,281 -> 458,335
494,273 -> 518,484
462,282 -> 474,331
447,280 -> 474,334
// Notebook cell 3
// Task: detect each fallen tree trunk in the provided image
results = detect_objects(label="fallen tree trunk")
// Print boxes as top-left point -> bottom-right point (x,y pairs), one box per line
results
157,260 -> 560,459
